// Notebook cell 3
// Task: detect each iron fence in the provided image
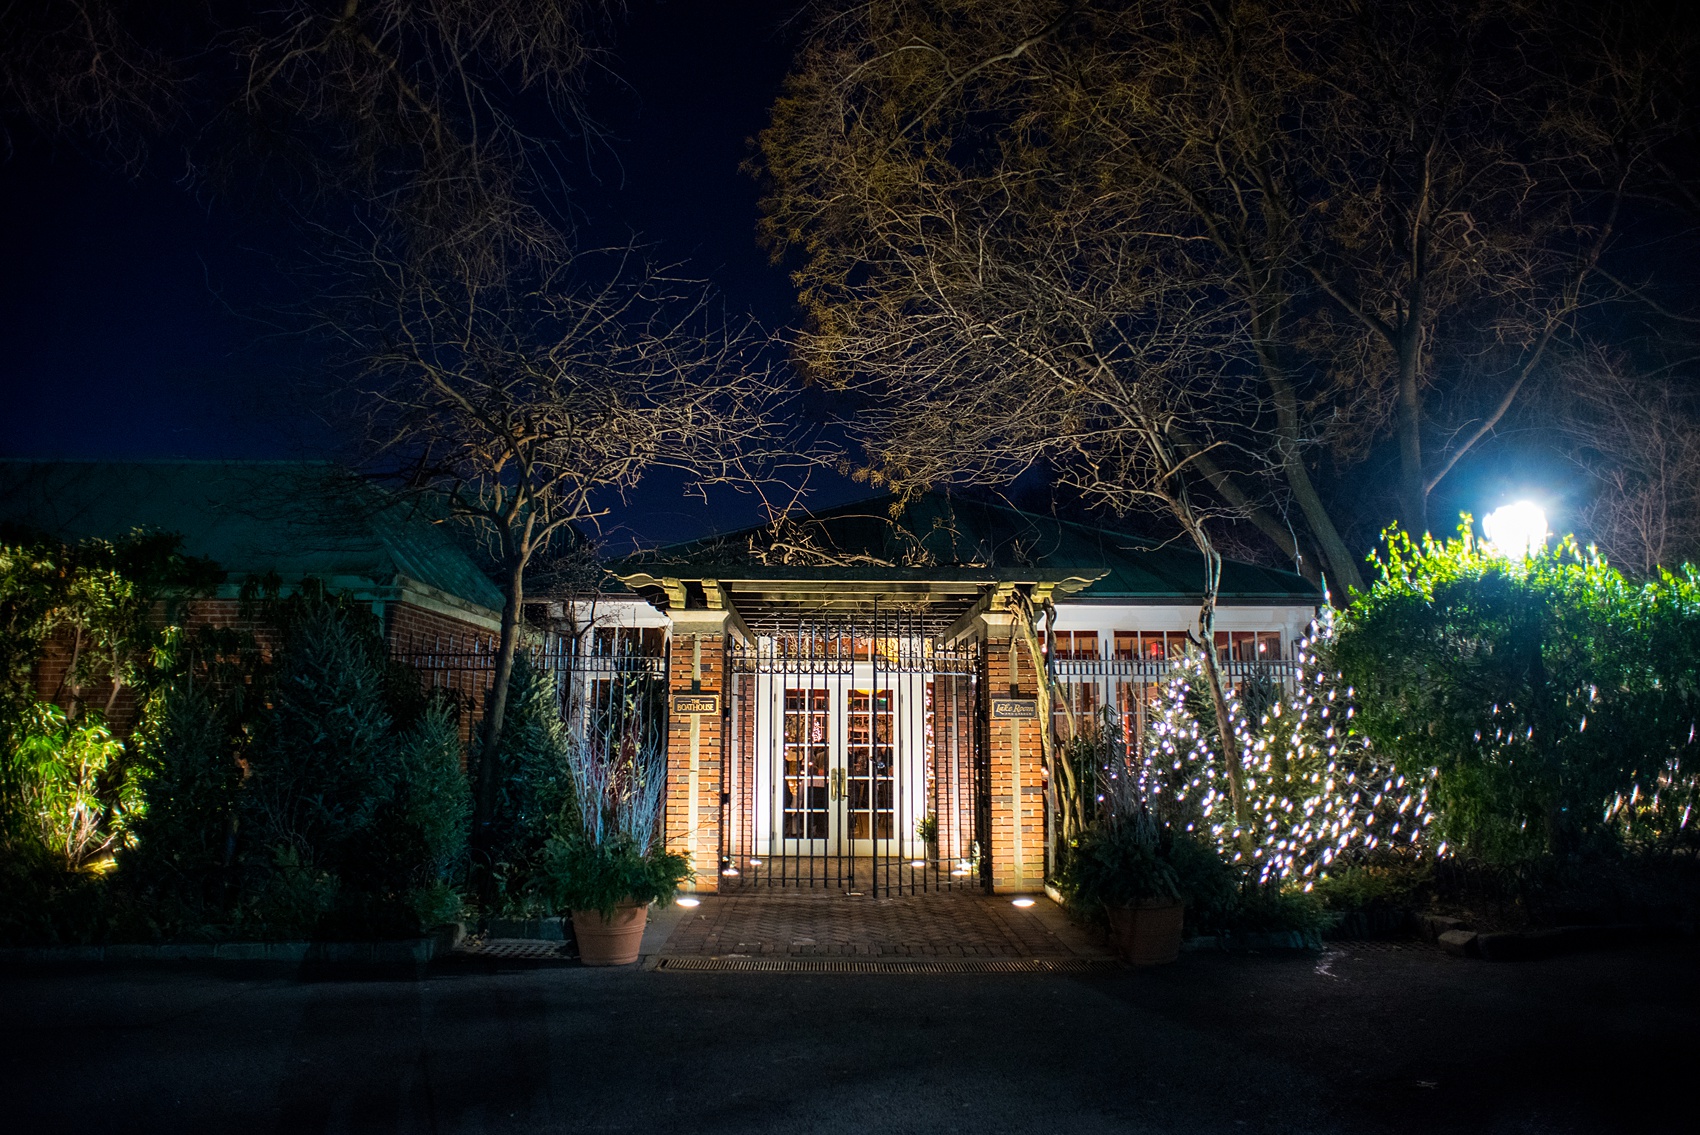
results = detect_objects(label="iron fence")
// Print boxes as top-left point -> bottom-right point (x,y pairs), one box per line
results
722,611 -> 987,896
392,632 -> 667,743
1047,656 -> 1301,749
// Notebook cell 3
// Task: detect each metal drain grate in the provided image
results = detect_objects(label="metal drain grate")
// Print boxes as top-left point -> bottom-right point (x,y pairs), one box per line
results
455,939 -> 571,960
653,955 -> 1117,974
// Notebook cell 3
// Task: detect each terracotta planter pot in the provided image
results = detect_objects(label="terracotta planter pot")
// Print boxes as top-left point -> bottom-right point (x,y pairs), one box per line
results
571,902 -> 649,966
1107,898 -> 1185,965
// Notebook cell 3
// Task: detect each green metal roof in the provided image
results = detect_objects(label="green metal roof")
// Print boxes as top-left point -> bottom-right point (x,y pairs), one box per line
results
619,492 -> 1320,607
0,460 -> 504,613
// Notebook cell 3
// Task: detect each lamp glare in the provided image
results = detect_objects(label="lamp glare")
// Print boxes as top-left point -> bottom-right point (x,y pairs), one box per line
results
1011,897 -> 1036,908
1483,501 -> 1548,560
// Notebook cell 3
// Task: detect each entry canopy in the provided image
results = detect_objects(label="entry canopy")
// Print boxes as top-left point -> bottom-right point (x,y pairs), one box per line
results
615,492 -> 1321,635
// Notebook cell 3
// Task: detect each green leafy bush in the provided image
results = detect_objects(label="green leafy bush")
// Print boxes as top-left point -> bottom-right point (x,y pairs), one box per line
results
1166,832 -> 1241,931
11,702 -> 138,869
1336,525 -> 1700,864
1311,861 -> 1429,913
243,595 -> 398,876
395,701 -> 472,884
1056,816 -> 1181,919
540,834 -> 691,918
1227,885 -> 1333,935
236,845 -> 340,941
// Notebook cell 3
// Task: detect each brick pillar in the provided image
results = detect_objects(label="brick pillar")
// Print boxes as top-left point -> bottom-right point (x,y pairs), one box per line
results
980,612 -> 1047,893
665,609 -> 731,893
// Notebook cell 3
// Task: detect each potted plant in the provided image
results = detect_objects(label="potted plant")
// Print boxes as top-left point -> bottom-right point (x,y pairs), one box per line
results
1055,717 -> 1187,964
542,713 -> 692,966
1061,815 -> 1186,964
916,813 -> 939,861
542,834 -> 690,964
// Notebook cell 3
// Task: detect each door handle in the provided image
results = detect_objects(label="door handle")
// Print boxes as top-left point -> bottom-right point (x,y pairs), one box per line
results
831,768 -> 846,800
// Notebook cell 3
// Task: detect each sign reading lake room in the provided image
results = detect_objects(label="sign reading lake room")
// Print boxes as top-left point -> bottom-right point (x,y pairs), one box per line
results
990,697 -> 1039,720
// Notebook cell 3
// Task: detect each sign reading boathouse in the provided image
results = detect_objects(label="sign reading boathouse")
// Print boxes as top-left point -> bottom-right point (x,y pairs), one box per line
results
672,692 -> 720,716
990,697 -> 1038,720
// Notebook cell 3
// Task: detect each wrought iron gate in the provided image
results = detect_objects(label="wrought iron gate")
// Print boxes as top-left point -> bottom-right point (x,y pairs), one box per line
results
721,612 -> 986,896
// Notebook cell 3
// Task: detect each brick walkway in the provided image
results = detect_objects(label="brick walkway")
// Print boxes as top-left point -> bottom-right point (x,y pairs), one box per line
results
657,891 -> 1114,960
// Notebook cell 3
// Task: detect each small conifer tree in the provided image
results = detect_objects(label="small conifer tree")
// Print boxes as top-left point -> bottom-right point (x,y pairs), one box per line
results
244,595 -> 397,875
480,652 -> 574,912
126,678 -> 242,898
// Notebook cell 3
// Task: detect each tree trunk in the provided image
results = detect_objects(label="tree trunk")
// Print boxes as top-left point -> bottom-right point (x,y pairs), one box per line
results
1266,370 -> 1366,595
1006,591 -> 1082,874
1395,319 -> 1428,536
474,552 -> 527,906
1185,530 -> 1256,859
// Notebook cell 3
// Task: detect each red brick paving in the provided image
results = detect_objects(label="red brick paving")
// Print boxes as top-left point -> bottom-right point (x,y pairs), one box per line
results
658,892 -> 1113,960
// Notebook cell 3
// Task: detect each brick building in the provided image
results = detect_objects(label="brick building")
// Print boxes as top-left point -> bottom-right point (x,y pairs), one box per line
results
3,465 -> 1319,896
0,459 -> 506,732
609,493 -> 1322,896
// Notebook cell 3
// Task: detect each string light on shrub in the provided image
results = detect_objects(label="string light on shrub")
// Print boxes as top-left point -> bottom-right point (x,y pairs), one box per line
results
1142,606 -> 1431,887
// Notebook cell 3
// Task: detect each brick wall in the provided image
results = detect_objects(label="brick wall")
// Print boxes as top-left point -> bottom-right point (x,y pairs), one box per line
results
665,625 -> 726,892
387,602 -> 503,745
30,598 -> 271,735
983,630 -> 1048,893
29,596 -> 498,739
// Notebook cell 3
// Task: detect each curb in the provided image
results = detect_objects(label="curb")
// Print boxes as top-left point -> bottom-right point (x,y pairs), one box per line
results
0,938 -> 437,968
1181,929 -> 1324,953
1436,922 -> 1686,961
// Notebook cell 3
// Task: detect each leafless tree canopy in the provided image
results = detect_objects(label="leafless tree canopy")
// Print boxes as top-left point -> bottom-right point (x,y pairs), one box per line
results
3,0 -> 616,277
1552,350 -> 1700,576
757,0 -> 1691,587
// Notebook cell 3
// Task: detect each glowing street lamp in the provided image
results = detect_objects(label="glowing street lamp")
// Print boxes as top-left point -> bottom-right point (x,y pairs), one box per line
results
1482,501 -> 1548,560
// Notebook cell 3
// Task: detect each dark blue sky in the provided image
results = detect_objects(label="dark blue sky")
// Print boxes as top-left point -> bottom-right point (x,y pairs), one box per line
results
0,0 -> 1651,558
0,0 -> 857,551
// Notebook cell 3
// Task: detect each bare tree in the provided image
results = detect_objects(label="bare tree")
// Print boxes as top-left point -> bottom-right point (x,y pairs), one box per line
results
351,238 -> 798,880
757,0 -> 1680,586
763,77 -> 1271,846
2,0 -> 819,892
1553,350 -> 1700,575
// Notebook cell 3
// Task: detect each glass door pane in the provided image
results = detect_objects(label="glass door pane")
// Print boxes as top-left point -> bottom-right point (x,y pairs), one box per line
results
846,689 -> 894,841
782,688 -> 829,839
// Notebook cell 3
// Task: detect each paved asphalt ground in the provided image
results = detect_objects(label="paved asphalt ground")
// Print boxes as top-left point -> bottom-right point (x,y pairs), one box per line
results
2,939 -> 1693,1134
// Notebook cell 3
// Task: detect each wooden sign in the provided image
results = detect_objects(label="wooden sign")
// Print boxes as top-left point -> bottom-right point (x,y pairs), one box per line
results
990,698 -> 1038,720
672,692 -> 720,716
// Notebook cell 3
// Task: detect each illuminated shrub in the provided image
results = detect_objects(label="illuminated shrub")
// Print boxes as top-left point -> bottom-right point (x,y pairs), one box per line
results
1141,607 -> 1430,889
1335,526 -> 1700,864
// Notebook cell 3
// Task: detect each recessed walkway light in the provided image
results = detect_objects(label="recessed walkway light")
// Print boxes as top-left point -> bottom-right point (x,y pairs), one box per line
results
909,859 -> 926,868
1011,897 -> 1036,908
720,866 -> 741,877
676,897 -> 701,908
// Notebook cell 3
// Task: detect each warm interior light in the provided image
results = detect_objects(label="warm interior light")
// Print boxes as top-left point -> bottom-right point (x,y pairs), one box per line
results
676,897 -> 701,908
1011,897 -> 1036,908
1483,501 -> 1548,559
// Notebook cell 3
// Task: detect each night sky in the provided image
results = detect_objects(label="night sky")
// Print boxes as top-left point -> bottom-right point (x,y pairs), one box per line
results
0,1 -> 1646,556
0,0 -> 843,551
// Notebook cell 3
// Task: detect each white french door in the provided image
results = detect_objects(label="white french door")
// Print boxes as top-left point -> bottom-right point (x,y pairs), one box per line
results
777,685 -> 897,855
